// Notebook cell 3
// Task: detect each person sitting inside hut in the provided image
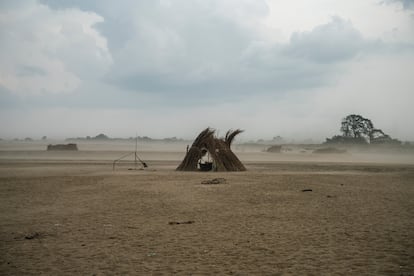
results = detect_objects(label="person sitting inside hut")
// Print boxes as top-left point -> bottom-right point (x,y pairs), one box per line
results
198,148 -> 213,171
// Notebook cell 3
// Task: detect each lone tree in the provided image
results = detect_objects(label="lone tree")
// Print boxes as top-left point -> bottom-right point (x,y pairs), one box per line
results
326,114 -> 400,144
340,114 -> 374,141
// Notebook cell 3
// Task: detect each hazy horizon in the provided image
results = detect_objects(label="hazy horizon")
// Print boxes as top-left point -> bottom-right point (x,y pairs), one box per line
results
0,132 -> 323,144
1,0 -> 414,141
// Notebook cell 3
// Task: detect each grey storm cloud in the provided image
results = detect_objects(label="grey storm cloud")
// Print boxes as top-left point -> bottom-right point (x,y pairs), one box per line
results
285,17 -> 366,63
37,0 -> 270,97
383,0 -> 414,9
40,0 -> 371,97
104,15 -> 375,97
16,65 -> 47,77
2,0 -> 412,101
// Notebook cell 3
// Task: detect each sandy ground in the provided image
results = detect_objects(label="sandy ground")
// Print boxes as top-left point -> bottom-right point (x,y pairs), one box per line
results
0,144 -> 413,275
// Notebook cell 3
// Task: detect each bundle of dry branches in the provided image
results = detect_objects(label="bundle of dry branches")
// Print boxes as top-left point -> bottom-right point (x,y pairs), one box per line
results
176,128 -> 246,172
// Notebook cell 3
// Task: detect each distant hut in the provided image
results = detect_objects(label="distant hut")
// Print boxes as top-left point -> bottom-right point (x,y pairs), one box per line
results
177,128 -> 246,172
266,145 -> 282,153
47,143 -> 78,151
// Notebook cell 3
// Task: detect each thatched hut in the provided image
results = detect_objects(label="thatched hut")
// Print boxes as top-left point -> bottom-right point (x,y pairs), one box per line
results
47,143 -> 78,151
177,128 -> 246,172
266,145 -> 282,153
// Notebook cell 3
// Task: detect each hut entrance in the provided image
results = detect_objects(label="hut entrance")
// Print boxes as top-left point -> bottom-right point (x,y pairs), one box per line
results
177,128 -> 246,172
198,148 -> 213,171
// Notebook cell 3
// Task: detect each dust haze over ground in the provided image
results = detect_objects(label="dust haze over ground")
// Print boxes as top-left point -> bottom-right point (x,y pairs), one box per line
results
0,139 -> 413,275
1,139 -> 413,164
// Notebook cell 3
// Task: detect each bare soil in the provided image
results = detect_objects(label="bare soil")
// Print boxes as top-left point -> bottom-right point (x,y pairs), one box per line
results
0,146 -> 413,275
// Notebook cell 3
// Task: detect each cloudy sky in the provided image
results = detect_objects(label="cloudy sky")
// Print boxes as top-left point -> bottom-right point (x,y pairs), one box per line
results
1,0 -> 413,141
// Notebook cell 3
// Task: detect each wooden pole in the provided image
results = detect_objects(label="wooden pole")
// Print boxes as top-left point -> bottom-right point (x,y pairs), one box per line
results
134,134 -> 138,170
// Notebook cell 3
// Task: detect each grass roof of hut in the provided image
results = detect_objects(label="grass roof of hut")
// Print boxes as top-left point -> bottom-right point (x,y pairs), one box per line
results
176,128 -> 246,172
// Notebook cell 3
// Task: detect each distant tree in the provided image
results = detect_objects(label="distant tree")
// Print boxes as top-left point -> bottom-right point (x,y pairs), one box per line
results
256,139 -> 265,144
94,134 -> 109,140
272,136 -> 285,143
369,129 -> 386,141
340,114 -> 373,141
326,114 -> 400,145
140,136 -> 152,141
163,137 -> 182,142
42,136 -> 47,140
325,135 -> 367,144
370,128 -> 401,145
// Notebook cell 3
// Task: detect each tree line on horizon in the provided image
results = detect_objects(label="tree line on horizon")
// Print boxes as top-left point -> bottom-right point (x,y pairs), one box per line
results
65,133 -> 185,142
